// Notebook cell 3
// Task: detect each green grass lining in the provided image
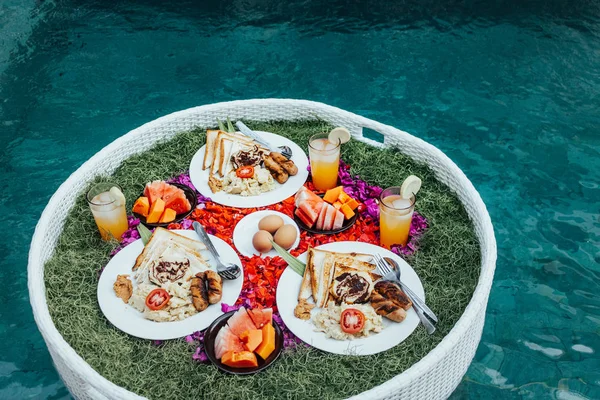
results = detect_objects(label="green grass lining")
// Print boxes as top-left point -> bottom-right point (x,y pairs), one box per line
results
44,120 -> 480,400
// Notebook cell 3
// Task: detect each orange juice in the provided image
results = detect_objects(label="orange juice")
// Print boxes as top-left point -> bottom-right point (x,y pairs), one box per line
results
379,193 -> 415,249
309,136 -> 340,191
87,183 -> 129,241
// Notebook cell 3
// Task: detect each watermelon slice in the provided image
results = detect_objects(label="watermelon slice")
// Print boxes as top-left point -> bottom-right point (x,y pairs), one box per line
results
247,308 -> 273,329
323,204 -> 337,231
144,181 -> 164,205
295,207 -> 314,228
214,325 -> 245,359
332,209 -> 345,230
315,203 -> 328,230
165,193 -> 191,214
295,187 -> 322,208
161,184 -> 182,205
227,307 -> 258,337
298,200 -> 323,224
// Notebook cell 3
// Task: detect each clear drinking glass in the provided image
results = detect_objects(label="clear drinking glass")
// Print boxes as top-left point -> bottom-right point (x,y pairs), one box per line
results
308,132 -> 341,191
379,187 -> 416,249
86,182 -> 128,241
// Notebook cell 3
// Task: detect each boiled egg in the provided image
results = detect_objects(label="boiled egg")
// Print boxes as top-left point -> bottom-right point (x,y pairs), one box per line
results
273,224 -> 297,250
258,215 -> 284,234
252,230 -> 274,253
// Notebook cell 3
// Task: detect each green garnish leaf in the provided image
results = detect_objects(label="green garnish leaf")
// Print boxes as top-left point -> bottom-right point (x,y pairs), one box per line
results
271,240 -> 305,276
137,224 -> 153,245
217,119 -> 226,131
226,117 -> 235,133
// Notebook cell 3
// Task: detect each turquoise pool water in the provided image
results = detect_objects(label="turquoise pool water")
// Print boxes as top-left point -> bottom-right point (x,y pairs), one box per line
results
2,0 -> 599,398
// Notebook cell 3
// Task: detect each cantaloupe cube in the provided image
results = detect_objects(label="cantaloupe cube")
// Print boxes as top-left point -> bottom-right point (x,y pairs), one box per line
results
132,197 -> 150,217
332,201 -> 343,210
255,323 -> 275,360
323,186 -> 343,204
240,329 -> 263,352
338,190 -> 351,204
158,207 -> 177,223
146,198 -> 165,223
345,198 -> 359,211
340,203 -> 355,219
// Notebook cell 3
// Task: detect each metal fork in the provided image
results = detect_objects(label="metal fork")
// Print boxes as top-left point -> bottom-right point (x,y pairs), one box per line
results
235,121 -> 293,159
374,254 -> 437,334
192,222 -> 241,280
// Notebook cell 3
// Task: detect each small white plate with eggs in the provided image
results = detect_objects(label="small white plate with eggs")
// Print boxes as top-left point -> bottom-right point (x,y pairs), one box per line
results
233,211 -> 300,257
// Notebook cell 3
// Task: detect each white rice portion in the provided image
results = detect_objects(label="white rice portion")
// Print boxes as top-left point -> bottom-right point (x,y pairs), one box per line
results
312,302 -> 383,341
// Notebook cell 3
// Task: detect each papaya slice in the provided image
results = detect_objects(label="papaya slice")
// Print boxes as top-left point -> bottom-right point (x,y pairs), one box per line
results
221,350 -> 258,368
132,197 -> 150,217
323,186 -> 343,203
345,198 -> 359,211
340,203 -> 355,220
146,198 -> 165,223
159,208 -> 177,223
338,190 -> 351,204
255,323 -> 275,360
239,329 -> 263,352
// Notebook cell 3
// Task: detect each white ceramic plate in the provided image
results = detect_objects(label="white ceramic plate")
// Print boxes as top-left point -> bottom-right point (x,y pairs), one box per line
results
97,230 -> 243,340
276,242 -> 424,355
232,210 -> 301,258
189,131 -> 309,208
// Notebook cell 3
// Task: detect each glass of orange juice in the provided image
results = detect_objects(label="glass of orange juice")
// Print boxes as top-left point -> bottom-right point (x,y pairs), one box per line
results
308,133 -> 340,191
379,187 -> 416,249
86,182 -> 129,241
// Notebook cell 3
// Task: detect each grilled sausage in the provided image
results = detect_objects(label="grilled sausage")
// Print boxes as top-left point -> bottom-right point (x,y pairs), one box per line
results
270,152 -> 298,176
191,273 -> 209,312
370,291 -> 407,322
374,281 -> 412,310
205,270 -> 223,305
263,155 -> 289,184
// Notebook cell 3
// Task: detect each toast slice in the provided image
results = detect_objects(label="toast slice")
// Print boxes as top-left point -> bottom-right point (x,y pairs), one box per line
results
210,132 -> 255,176
297,247 -> 314,303
133,227 -> 207,271
203,130 -> 221,170
309,248 -> 337,308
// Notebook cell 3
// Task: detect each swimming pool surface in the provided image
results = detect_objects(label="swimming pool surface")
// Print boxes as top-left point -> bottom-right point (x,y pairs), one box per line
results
1,0 -> 599,398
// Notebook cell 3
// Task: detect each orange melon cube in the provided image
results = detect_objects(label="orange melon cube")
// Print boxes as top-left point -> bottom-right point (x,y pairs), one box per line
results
158,208 -> 177,223
132,197 -> 150,217
345,198 -> 359,211
255,323 -> 276,360
332,201 -> 343,210
340,203 -> 355,220
240,329 -> 263,352
323,186 -> 343,204
338,190 -> 351,204
146,198 -> 165,223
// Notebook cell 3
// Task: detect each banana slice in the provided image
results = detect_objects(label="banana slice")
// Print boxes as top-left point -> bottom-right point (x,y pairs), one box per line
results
400,175 -> 422,199
328,127 -> 351,145
109,186 -> 126,207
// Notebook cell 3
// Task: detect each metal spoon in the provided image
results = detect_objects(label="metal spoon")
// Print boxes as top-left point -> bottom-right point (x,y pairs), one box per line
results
235,121 -> 293,159
192,222 -> 241,280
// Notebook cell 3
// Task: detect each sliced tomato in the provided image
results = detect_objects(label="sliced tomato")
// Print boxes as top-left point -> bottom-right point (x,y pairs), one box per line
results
145,288 -> 170,311
236,166 -> 254,179
340,308 -> 365,334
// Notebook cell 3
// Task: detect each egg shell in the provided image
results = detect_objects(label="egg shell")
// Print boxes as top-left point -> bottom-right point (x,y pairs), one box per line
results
252,230 -> 274,253
273,224 -> 297,250
258,215 -> 285,234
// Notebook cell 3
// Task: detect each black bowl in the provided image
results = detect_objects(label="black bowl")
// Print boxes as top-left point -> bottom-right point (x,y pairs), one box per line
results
133,183 -> 198,228
204,310 -> 284,375
294,195 -> 358,235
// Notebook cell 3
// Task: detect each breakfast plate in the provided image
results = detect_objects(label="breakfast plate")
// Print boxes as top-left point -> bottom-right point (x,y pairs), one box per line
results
98,230 -> 243,340
233,211 -> 300,258
276,241 -> 424,355
189,131 -> 309,208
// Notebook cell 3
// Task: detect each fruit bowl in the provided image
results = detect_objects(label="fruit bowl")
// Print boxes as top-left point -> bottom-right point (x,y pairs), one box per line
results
203,310 -> 284,375
133,183 -> 198,228
294,194 -> 358,235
